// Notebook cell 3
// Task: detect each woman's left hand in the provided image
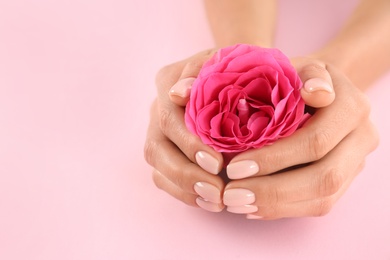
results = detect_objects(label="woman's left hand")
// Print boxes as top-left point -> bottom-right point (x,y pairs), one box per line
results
222,59 -> 379,219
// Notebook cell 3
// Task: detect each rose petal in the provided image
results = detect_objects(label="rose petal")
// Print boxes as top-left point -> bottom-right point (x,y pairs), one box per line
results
185,44 -> 310,154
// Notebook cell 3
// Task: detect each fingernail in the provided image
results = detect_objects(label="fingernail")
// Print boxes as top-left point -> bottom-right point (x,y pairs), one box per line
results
227,160 -> 259,179
246,214 -> 263,220
223,188 -> 255,206
196,151 -> 220,175
196,197 -> 223,213
194,182 -> 221,203
304,78 -> 333,93
227,205 -> 258,214
169,77 -> 195,98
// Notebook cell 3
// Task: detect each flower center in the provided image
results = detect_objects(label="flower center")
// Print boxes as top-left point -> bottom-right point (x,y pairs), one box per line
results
237,98 -> 249,125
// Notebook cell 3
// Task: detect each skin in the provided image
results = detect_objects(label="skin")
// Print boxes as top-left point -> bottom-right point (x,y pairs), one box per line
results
204,0 -> 277,48
144,0 -> 388,219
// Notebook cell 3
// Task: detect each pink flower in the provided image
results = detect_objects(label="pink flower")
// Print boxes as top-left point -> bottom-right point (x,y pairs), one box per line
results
185,44 -> 310,154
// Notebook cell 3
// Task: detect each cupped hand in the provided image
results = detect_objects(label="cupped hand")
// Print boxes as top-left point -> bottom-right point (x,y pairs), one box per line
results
144,49 -> 227,212
144,48 -> 342,215
223,59 -> 379,219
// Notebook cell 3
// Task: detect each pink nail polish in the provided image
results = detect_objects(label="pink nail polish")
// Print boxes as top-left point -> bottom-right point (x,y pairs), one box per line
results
227,160 -> 259,179
223,188 -> 255,206
246,214 -> 263,220
196,151 -> 220,175
304,78 -> 333,93
196,197 -> 224,213
227,205 -> 258,214
169,77 -> 195,98
194,182 -> 221,203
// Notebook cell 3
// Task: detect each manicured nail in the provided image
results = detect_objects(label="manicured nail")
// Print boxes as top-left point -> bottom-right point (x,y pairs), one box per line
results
194,182 -> 221,203
196,151 -> 220,175
304,78 -> 333,93
223,188 -> 255,206
169,77 -> 195,98
227,205 -> 258,214
196,197 -> 223,213
246,214 -> 263,220
227,160 -> 259,179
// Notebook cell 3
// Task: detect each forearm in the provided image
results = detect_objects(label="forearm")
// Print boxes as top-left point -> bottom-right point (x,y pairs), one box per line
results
203,0 -> 277,48
311,0 -> 390,90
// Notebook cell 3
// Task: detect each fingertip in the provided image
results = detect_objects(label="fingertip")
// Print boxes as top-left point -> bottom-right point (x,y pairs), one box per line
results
169,94 -> 189,107
168,77 -> 195,106
195,150 -> 223,175
226,159 -> 259,179
301,78 -> 335,108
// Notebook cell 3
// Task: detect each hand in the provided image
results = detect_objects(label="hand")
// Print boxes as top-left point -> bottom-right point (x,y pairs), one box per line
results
222,59 -> 379,219
144,49 -> 226,212
144,49 -> 341,215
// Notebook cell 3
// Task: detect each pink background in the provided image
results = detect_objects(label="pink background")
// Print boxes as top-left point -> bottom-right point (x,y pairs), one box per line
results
1,0 -> 389,259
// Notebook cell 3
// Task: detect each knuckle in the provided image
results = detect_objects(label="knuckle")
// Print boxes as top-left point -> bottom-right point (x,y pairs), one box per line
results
341,88 -> 371,123
155,63 -> 177,87
143,139 -> 159,167
309,129 -> 331,160
183,60 -> 204,75
170,162 -> 194,191
368,122 -> 380,151
186,60 -> 203,70
259,184 -> 280,208
201,48 -> 216,57
260,149 -> 283,172
177,133 -> 198,160
352,92 -> 371,119
158,107 -> 174,135
151,170 -> 164,190
172,169 -> 186,191
319,167 -> 343,197
358,93 -> 371,116
314,198 -> 334,217
301,63 -> 327,76
356,160 -> 366,175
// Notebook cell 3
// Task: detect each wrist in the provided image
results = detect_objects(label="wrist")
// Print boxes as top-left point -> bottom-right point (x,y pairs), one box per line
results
308,43 -> 369,90
214,37 -> 274,49
309,44 -> 351,73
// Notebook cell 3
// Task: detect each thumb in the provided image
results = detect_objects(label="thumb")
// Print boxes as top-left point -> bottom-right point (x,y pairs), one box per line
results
293,58 -> 336,108
168,49 -> 216,106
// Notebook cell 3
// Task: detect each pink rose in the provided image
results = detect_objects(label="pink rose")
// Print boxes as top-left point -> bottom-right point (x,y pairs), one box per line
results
185,44 -> 310,155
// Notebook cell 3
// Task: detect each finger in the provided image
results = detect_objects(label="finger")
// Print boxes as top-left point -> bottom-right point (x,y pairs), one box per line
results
156,59 -> 224,174
152,169 -> 198,206
223,120 -> 378,216
152,169 -> 225,212
247,160 -> 366,220
292,58 -> 335,108
144,101 -> 225,201
167,49 -> 216,106
226,65 -> 371,179
158,98 -> 223,174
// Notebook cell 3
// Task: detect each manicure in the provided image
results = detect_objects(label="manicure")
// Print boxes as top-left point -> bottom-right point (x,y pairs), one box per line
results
196,197 -> 224,213
223,188 -> 255,206
169,77 -> 195,98
196,151 -> 220,175
227,160 -> 259,179
304,78 -> 333,93
194,182 -> 221,203
227,205 -> 258,214
246,214 -> 263,220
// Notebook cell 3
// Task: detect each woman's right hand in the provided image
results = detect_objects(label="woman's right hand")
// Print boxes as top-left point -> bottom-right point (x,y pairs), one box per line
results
144,49 -> 228,212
